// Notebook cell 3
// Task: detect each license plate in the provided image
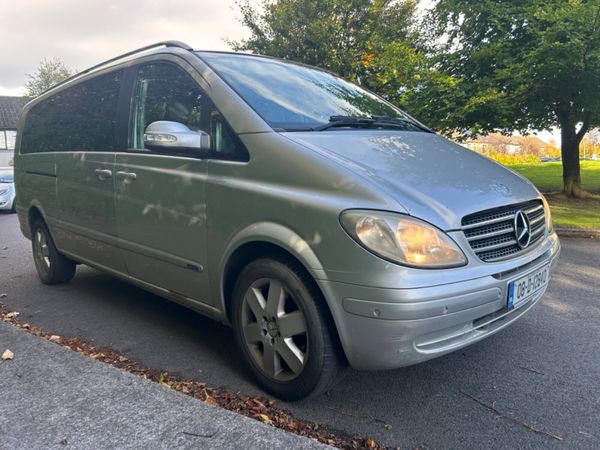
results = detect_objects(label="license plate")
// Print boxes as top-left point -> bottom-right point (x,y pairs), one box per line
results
507,265 -> 550,308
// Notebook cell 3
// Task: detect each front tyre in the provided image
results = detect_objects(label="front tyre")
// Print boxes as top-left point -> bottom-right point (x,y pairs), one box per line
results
232,258 -> 343,400
31,218 -> 76,284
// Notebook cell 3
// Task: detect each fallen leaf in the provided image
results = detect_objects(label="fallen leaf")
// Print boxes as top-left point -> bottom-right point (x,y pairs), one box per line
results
204,396 -> 218,405
2,349 -> 14,360
118,355 -> 128,362
252,399 -> 266,409
367,439 -> 377,448
0,293 -> 7,299
259,414 -> 273,425
49,335 -> 61,342
5,311 -> 19,319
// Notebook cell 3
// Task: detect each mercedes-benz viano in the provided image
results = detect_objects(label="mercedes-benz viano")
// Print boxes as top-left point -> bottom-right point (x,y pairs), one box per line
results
15,42 -> 560,399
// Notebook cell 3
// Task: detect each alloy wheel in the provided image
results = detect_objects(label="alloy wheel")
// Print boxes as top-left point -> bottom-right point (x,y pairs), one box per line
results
241,278 -> 308,381
33,229 -> 51,275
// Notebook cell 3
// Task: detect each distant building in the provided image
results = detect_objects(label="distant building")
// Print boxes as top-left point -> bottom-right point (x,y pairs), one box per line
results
0,96 -> 26,166
462,133 -> 549,155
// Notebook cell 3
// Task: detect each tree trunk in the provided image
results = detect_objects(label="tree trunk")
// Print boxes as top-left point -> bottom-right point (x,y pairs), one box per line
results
559,113 -> 589,198
560,128 -> 583,197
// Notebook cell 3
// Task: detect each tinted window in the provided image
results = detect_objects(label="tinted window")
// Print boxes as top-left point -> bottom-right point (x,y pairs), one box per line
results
130,63 -> 248,161
20,70 -> 123,153
200,53 -> 421,131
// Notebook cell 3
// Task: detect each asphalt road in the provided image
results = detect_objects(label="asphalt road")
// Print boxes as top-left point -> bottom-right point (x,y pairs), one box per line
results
1,212 -> 599,449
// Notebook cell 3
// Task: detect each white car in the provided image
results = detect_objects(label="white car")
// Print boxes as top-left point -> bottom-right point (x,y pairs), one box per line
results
0,167 -> 16,213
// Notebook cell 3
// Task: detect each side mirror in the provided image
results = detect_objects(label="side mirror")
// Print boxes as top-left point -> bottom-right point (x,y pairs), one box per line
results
144,121 -> 210,151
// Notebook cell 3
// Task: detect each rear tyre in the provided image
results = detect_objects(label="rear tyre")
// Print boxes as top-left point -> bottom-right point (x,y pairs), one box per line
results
31,218 -> 76,284
231,258 -> 344,400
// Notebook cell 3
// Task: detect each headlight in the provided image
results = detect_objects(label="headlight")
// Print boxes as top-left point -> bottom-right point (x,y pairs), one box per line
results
340,210 -> 467,268
0,187 -> 9,195
541,196 -> 554,232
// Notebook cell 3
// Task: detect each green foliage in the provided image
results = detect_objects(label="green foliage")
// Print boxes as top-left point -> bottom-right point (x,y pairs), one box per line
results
427,0 -> 600,136
229,0 -> 457,131
230,0 -> 415,77
25,58 -> 73,98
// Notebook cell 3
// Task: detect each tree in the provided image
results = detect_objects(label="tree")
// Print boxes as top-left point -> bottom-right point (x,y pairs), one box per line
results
25,58 -> 73,98
426,0 -> 600,197
229,0 -> 457,131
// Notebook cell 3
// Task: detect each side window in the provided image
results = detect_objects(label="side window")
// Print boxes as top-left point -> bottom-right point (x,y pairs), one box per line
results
131,62 -> 249,161
20,70 -> 122,154
130,63 -> 205,150
20,99 -> 59,153
0,131 -> 6,150
62,71 -> 123,151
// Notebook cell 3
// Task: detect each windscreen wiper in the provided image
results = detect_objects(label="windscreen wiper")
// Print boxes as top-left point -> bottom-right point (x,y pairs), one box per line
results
312,116 -> 376,131
371,115 -> 434,133
312,115 -> 433,132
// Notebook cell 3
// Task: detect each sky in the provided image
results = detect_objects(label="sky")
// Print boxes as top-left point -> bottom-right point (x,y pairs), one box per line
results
0,0 -> 250,95
0,0 -> 559,144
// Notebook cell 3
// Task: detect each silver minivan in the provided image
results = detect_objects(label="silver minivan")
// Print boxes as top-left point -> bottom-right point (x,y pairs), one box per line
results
15,41 -> 560,399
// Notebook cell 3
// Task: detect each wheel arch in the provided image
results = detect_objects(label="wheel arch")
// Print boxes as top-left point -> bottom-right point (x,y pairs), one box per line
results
218,224 -> 348,365
218,222 -> 327,321
23,202 -> 47,240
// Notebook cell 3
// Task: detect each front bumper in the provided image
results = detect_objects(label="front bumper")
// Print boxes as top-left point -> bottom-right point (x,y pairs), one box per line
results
318,232 -> 561,370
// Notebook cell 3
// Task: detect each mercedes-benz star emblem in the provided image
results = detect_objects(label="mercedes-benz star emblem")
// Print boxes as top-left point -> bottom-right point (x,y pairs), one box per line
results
514,209 -> 531,248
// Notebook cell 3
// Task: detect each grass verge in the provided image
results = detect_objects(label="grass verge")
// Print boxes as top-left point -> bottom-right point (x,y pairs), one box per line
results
544,194 -> 600,230
506,161 -> 600,193
506,161 -> 600,230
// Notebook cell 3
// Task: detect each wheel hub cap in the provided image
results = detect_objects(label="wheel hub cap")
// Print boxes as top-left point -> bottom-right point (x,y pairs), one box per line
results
241,278 -> 309,381
265,320 -> 279,338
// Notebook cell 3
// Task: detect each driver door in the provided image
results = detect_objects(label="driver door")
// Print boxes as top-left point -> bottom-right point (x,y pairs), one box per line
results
114,62 -> 210,302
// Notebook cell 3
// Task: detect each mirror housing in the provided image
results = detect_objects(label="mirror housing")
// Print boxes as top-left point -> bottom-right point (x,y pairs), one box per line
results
144,121 -> 210,152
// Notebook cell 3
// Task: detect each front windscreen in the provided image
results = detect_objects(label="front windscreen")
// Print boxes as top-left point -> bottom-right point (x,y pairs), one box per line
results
200,53 -> 422,131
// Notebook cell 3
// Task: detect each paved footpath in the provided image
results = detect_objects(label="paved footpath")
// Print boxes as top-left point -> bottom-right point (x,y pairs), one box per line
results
0,321 -> 328,449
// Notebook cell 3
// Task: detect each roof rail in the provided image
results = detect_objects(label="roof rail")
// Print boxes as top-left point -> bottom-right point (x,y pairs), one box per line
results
39,41 -> 194,96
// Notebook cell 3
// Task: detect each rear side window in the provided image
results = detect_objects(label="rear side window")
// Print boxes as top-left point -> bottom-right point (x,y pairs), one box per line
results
20,70 -> 123,153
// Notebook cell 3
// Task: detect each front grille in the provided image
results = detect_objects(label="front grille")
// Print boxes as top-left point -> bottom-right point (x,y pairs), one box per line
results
462,200 -> 546,262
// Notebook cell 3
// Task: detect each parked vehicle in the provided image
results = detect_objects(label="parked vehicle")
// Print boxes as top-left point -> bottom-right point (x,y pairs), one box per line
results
0,167 -> 16,213
14,42 -> 561,400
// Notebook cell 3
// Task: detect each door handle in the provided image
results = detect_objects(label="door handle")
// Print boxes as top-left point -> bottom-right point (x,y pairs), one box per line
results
94,168 -> 113,180
116,171 -> 137,182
